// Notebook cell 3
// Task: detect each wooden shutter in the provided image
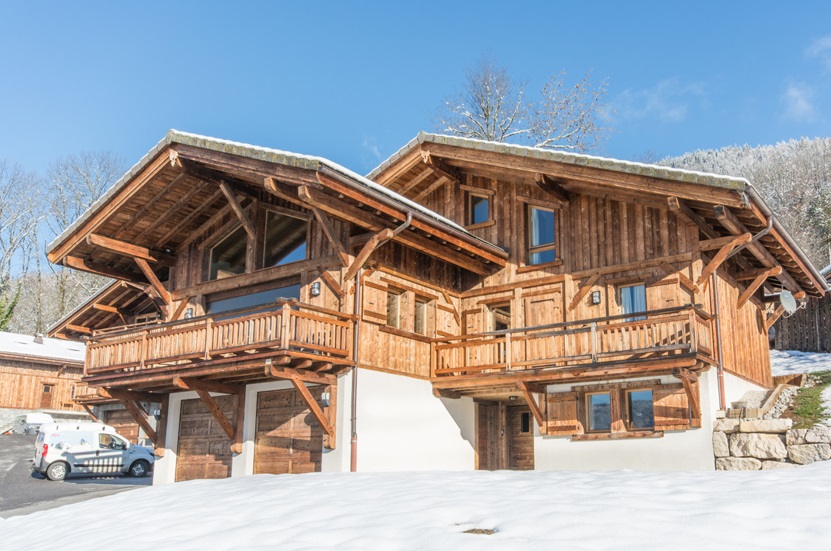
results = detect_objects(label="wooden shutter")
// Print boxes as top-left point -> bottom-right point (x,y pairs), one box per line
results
653,384 -> 690,431
362,281 -> 388,323
546,391 -> 583,436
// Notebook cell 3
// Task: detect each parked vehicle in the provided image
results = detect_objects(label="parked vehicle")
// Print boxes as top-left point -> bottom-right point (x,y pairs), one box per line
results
32,422 -> 154,481
12,413 -> 54,435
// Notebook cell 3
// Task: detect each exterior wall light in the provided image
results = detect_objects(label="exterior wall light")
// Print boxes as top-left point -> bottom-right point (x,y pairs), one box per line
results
321,391 -> 330,407
509,395 -> 518,402
591,291 -> 602,305
184,308 -> 194,319
310,281 -> 321,297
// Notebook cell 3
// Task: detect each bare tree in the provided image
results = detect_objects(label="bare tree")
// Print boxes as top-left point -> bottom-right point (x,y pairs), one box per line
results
435,57 -> 613,152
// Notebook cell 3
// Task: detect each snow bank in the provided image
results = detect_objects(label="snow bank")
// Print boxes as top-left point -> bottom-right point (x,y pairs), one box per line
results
770,350 -> 831,376
2,465 -> 831,550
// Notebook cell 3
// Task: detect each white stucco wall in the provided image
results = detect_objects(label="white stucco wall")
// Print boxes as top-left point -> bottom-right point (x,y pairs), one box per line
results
354,368 -> 476,471
721,370 -> 766,407
534,368 -> 719,471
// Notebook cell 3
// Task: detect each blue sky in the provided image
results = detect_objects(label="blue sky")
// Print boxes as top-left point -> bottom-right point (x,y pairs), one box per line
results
2,2 -> 831,176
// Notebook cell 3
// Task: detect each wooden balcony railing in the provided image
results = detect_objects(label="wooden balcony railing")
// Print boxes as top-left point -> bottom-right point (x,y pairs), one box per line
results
85,300 -> 353,378
432,305 -> 713,378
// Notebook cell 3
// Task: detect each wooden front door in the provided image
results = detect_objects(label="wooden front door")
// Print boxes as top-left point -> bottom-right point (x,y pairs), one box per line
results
476,402 -> 535,470
253,389 -> 323,475
175,396 -> 237,482
40,385 -> 54,409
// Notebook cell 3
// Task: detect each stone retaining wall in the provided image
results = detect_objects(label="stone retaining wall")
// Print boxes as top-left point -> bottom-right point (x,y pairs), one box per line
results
713,418 -> 831,470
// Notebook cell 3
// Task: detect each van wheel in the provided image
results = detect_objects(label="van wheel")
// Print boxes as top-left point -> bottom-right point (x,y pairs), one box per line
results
46,462 -> 68,481
128,460 -> 150,478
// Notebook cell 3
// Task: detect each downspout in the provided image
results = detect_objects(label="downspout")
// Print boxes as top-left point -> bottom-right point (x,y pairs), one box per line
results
349,212 -> 413,473
711,272 -> 727,410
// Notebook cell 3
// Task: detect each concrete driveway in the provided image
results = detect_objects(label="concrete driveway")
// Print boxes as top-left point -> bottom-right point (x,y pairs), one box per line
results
0,434 -> 150,518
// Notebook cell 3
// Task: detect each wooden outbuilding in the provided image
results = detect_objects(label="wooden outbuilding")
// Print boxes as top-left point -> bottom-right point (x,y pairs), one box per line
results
47,130 -> 827,479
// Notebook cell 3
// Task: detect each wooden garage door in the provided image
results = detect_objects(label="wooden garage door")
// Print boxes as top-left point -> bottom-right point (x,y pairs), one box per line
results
254,388 -> 323,475
103,410 -> 139,443
176,395 -> 238,482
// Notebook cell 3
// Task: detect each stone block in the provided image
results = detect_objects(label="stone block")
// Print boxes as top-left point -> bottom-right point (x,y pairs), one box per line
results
805,425 -> 831,444
729,433 -> 787,459
716,457 -> 762,471
739,419 -> 792,433
713,419 -> 740,433
713,431 -> 730,458
788,443 -> 831,465
786,429 -> 808,446
761,461 -> 797,469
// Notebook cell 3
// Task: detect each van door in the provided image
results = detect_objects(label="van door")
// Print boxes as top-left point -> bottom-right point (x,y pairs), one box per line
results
95,433 -> 128,474
62,432 -> 97,474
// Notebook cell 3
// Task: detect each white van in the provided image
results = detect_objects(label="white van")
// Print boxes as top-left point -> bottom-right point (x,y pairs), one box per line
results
12,413 -> 54,435
32,422 -> 154,481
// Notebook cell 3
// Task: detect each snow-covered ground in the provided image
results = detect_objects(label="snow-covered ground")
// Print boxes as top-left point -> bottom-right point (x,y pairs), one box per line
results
2,464 -> 831,550
770,349 -> 831,376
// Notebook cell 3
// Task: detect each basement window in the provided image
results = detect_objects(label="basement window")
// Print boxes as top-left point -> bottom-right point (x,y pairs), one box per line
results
626,389 -> 654,430
263,211 -> 308,267
528,206 -> 557,265
586,392 -> 611,432
209,225 -> 248,280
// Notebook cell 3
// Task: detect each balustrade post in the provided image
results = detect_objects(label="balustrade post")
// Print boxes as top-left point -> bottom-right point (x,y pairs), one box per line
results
505,333 -> 512,370
140,331 -> 147,369
204,318 -> 212,360
280,303 -> 292,350
689,309 -> 697,354
590,322 -> 598,363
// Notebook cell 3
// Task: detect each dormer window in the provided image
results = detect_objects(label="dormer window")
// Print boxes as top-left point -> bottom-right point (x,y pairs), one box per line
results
263,211 -> 308,267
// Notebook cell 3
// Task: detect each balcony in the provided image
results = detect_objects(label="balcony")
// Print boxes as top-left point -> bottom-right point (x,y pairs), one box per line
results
432,305 -> 714,392
83,300 -> 354,390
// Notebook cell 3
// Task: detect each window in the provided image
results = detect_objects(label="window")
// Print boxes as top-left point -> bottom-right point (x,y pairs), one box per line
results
586,392 -> 611,432
414,298 -> 428,335
620,284 -> 647,321
263,210 -> 308,267
528,206 -> 557,265
466,192 -> 491,226
520,411 -> 531,433
386,290 -> 403,329
488,302 -> 511,331
99,433 -> 127,450
206,283 -> 301,315
209,226 -> 248,280
626,389 -> 654,430
42,385 -> 52,394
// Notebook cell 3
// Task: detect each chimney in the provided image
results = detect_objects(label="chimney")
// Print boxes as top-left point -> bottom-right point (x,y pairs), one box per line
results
34,333 -> 44,344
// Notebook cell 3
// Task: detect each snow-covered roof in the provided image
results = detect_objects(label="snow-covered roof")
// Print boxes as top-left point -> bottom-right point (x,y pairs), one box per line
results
367,132 -> 751,192
0,331 -> 85,363
47,130 -> 500,258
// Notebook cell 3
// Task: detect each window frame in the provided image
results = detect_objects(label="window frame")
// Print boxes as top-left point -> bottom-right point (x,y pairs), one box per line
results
526,204 -> 558,267
386,288 -> 404,329
624,388 -> 655,431
208,224 -> 249,281
414,296 -> 429,336
261,208 -> 310,270
462,185 -> 495,229
619,282 -> 647,322
585,391 -> 612,433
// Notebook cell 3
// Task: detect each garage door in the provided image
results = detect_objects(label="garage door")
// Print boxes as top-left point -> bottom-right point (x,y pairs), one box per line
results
103,410 -> 139,443
175,395 -> 238,482
254,388 -> 323,475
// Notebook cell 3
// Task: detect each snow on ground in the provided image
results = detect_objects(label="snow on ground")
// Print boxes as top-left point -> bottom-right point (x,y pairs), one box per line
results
770,349 -> 831,376
2,465 -> 831,550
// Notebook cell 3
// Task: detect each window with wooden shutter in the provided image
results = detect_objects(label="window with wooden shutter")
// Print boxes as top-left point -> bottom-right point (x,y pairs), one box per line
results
652,384 -> 690,431
546,391 -> 583,436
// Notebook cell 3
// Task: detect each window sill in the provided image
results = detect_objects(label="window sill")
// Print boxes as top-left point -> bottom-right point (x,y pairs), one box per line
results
516,259 -> 563,274
570,430 -> 663,442
465,220 -> 496,230
379,325 -> 432,343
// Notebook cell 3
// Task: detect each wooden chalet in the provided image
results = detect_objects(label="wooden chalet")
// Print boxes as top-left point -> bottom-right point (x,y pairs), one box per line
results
48,130 -> 827,479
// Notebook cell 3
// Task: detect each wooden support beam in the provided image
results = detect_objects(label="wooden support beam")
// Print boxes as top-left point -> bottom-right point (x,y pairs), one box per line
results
173,376 -> 242,396
344,228 -> 394,281
713,204 -> 804,295
699,234 -> 748,252
517,381 -> 546,434
675,369 -> 702,428
413,176 -> 448,201
310,207 -> 350,267
155,188 -> 224,248
737,266 -> 783,281
219,181 -> 256,239
325,382 -> 337,449
87,234 -> 175,267
738,267 -> 782,308
398,166 -> 434,195
659,263 -> 698,294
113,172 -> 188,239
269,364 -> 337,385
63,255 -> 145,283
668,197 -> 719,239
154,395 -> 169,457
81,404 -> 99,422
169,298 -> 190,322
766,304 -> 786,330
420,151 -> 460,184
289,376 -> 335,443
91,303 -> 127,324
134,257 -> 171,305
231,391 -> 245,454
568,273 -> 601,311
98,387 -> 159,403
697,233 -> 752,286
319,270 -> 344,298
433,388 -> 463,399
194,389 -> 236,440
66,324 -> 92,335
118,399 -> 158,444
535,174 -> 570,204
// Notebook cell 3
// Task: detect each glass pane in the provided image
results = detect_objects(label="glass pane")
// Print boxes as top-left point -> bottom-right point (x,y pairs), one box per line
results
264,211 -> 308,267
530,249 -> 557,265
210,226 -> 248,280
387,292 -> 401,328
469,194 -> 490,225
620,284 -> 647,321
414,300 -> 427,335
628,390 -> 654,429
588,393 -> 611,432
207,284 -> 301,315
530,207 -> 555,247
